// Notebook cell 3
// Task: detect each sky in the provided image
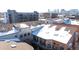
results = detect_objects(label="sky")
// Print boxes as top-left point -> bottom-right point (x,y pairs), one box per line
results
0,0 -> 79,12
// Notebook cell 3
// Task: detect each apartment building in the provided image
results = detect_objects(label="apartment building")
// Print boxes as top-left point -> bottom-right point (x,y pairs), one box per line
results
32,24 -> 79,50
4,9 -> 39,23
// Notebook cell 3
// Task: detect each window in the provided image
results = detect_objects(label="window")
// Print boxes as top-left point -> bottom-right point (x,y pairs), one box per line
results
47,44 -> 51,48
33,35 -> 36,40
40,39 -> 42,44
35,38 -> 38,42
34,36 -> 38,42
24,33 -> 27,36
44,40 -> 46,46
40,39 -> 44,45
20,35 -> 23,38
15,35 -> 17,38
36,37 -> 38,42
53,42 -> 56,45
28,33 -> 30,36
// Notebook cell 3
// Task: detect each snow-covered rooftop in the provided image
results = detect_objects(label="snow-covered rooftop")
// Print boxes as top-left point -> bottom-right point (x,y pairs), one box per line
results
19,23 -> 29,28
13,23 -> 30,29
32,24 -> 76,44
0,27 -> 18,36
71,20 -> 79,25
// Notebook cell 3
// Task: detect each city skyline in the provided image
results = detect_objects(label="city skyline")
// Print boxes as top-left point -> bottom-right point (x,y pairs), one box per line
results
0,0 -> 79,12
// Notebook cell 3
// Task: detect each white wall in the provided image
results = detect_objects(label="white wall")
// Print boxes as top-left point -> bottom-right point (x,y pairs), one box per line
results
18,28 -> 33,41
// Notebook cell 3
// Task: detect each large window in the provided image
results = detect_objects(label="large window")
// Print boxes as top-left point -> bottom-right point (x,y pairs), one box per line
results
33,36 -> 38,42
33,35 -> 36,40
24,33 -> 27,37
20,35 -> 23,38
28,33 -> 30,36
35,37 -> 38,42
39,38 -> 46,46
15,35 -> 17,38
47,44 -> 51,48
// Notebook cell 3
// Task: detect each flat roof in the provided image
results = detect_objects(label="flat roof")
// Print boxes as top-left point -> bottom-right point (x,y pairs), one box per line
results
71,20 -> 79,25
32,24 -> 77,44
14,23 -> 29,29
19,23 -> 29,28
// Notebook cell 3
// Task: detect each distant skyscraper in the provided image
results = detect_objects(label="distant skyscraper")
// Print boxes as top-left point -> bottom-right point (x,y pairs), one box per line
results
61,9 -> 66,14
69,9 -> 79,15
